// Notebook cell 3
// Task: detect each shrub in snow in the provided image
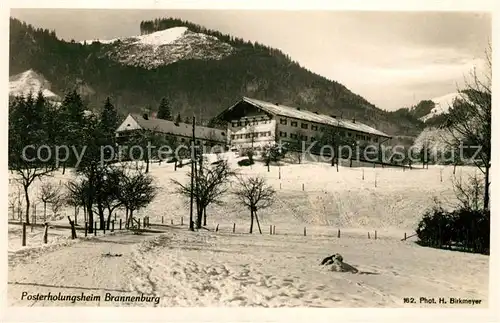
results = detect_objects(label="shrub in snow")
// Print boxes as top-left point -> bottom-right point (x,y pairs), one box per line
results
416,206 -> 489,254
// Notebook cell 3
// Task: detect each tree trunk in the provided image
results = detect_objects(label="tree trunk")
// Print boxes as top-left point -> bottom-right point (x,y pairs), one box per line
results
106,209 -> 112,230
249,208 -> 254,234
62,162 -> 66,175
254,209 -> 262,234
43,202 -> 47,222
23,185 -> 30,225
203,207 -> 207,226
484,163 -> 490,210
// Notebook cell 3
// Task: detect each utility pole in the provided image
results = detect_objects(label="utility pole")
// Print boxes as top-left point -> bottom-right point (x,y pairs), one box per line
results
189,116 -> 196,231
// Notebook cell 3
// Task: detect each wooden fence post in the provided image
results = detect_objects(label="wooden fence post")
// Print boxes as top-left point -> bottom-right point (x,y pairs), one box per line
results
143,217 -> 146,228
171,219 -> 174,225
273,225 -> 276,235
302,183 -> 304,191
215,224 -> 219,232
181,217 -> 184,225
368,232 -> 370,239
304,227 -> 307,236
404,232 -> 407,241
22,223 -> 27,247
233,223 -> 236,233
162,216 -> 164,224
337,229 -> 341,238
85,222 -> 88,237
68,216 -> 76,239
111,220 -> 115,232
43,222 -> 48,244
375,230 -> 377,240
270,225 -> 272,235
119,219 -> 122,230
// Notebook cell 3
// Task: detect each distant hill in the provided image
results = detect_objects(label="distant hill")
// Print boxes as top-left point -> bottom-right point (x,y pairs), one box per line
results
9,17 -> 425,137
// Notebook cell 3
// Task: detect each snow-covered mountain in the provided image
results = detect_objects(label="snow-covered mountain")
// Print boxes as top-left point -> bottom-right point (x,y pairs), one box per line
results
9,69 -> 61,101
82,27 -> 234,69
419,92 -> 463,122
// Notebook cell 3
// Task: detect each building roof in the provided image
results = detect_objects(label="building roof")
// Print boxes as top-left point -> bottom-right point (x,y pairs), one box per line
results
123,114 -> 226,143
220,97 -> 391,138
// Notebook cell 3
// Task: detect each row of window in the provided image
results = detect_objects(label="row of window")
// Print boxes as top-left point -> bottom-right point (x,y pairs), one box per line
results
280,131 -> 316,142
231,119 -> 272,127
231,131 -> 272,140
278,130 -> 379,143
280,118 -> 321,131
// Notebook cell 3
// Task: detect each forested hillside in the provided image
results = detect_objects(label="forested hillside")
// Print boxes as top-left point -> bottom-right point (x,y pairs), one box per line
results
9,17 -> 425,136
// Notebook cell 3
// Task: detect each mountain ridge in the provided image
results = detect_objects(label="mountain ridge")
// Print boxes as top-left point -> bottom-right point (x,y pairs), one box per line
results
9,17 -> 425,137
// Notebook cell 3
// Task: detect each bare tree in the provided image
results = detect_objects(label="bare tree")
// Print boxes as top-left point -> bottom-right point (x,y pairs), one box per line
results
9,185 -> 21,220
171,159 -> 234,229
66,179 -> 89,223
444,44 -> 491,210
233,176 -> 276,234
116,169 -> 158,228
39,182 -> 62,221
452,172 -> 485,212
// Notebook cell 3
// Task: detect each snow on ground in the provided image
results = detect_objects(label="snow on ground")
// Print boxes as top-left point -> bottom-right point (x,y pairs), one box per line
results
7,158 -> 488,307
7,226 -> 489,307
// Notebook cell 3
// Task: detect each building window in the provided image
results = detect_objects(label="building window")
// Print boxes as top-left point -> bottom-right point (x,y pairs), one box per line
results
245,134 -> 251,139
196,140 -> 200,144
280,118 -> 287,125
268,131 -> 272,136
347,133 -> 352,137
181,138 -> 185,142
237,121 -> 242,127
339,131 -> 345,137
311,137 -> 316,142
232,122 -> 237,127
290,133 -> 297,139
319,127 -> 325,132
280,131 -> 287,137
301,123 -> 308,129
373,137 -> 379,143
302,135 -> 308,141
231,135 -> 235,140
311,125 -> 318,131
291,121 -> 298,127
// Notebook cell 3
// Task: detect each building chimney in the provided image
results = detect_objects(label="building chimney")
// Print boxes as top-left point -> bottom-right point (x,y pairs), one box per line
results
143,113 -> 149,120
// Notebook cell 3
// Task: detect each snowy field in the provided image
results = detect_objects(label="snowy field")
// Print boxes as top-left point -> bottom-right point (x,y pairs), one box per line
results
7,155 -> 490,307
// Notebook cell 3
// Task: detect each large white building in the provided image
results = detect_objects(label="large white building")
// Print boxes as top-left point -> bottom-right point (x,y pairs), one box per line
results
214,97 -> 392,152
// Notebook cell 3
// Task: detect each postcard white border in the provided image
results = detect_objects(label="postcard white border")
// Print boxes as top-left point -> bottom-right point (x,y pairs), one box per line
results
1,1 -> 498,322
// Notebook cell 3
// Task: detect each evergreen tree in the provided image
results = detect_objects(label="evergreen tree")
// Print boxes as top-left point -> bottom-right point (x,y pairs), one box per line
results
157,97 -> 173,120
175,112 -> 182,125
99,97 -> 119,140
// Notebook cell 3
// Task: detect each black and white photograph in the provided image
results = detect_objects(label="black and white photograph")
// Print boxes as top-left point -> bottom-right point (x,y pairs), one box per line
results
3,1 -> 497,321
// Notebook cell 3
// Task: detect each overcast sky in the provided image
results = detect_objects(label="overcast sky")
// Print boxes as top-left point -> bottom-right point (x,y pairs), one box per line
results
10,9 -> 491,111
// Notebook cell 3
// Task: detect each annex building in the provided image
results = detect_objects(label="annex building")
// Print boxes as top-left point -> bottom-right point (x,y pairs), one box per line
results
214,97 -> 392,152
116,113 -> 227,147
